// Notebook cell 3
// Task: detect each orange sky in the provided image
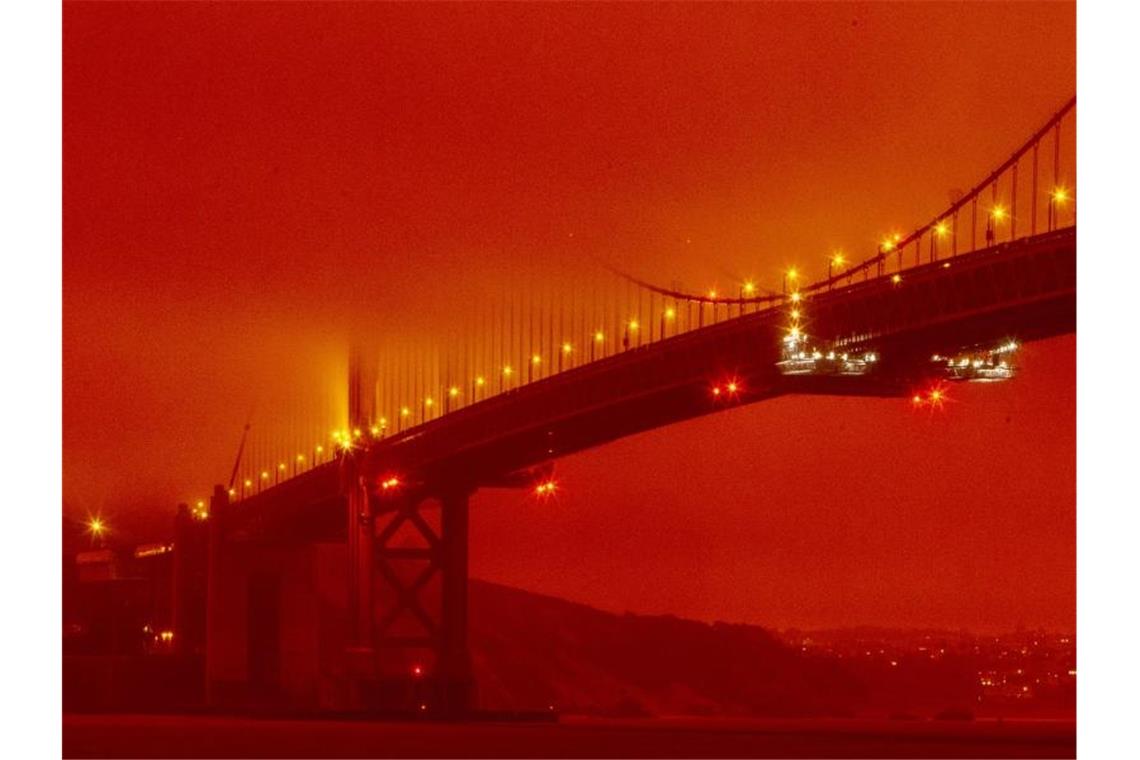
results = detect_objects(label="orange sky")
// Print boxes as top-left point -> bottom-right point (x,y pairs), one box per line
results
64,2 -> 1075,631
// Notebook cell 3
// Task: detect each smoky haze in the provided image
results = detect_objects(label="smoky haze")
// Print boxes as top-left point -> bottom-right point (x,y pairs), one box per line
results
63,1 -> 1075,632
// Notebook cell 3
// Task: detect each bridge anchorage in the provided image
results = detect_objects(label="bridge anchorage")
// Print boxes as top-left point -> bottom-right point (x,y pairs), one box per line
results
190,97 -> 1073,717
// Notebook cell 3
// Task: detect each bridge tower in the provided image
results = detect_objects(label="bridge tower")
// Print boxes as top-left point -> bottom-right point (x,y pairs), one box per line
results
345,344 -> 474,715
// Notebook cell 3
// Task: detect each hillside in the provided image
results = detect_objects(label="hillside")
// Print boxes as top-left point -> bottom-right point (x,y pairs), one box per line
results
469,580 -> 863,717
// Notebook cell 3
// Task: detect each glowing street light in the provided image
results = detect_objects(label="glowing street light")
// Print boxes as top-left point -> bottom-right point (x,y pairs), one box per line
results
783,268 -> 798,294
625,319 -> 640,350
1049,187 -> 1069,231
828,253 -> 845,283
986,204 -> 1006,245
87,517 -> 106,541
741,281 -> 756,296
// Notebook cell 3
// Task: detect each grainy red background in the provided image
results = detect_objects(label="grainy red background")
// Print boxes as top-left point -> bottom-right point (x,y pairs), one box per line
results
64,2 -> 1075,631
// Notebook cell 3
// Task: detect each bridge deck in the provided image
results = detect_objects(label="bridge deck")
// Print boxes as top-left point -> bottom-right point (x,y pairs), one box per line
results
227,227 -> 1074,539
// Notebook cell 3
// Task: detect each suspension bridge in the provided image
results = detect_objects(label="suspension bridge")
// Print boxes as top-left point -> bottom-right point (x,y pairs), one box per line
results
166,97 -> 1075,715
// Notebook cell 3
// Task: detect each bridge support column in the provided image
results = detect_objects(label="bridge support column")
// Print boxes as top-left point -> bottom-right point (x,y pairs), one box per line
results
439,488 -> 473,717
204,484 -> 229,708
344,458 -> 376,708
370,485 -> 475,717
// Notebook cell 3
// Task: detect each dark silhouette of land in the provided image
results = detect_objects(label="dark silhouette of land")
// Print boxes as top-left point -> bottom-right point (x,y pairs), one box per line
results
65,578 -> 1074,757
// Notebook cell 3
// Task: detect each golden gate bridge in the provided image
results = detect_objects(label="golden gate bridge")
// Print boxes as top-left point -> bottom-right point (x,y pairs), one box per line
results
136,96 -> 1075,716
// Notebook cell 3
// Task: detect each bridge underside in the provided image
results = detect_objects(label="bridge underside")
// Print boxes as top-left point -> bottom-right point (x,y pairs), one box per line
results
204,227 -> 1074,714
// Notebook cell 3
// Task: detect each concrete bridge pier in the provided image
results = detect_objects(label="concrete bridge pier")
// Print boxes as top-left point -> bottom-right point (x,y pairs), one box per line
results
365,482 -> 475,717
437,487 -> 473,717
204,484 -> 229,708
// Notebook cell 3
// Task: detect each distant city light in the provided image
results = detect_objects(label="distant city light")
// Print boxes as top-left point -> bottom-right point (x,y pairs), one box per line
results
534,480 -> 558,496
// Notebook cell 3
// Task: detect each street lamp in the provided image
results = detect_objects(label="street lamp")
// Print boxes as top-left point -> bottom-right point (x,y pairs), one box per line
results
828,253 -> 845,287
986,205 -> 1006,245
1049,187 -> 1069,231
783,268 -> 798,295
